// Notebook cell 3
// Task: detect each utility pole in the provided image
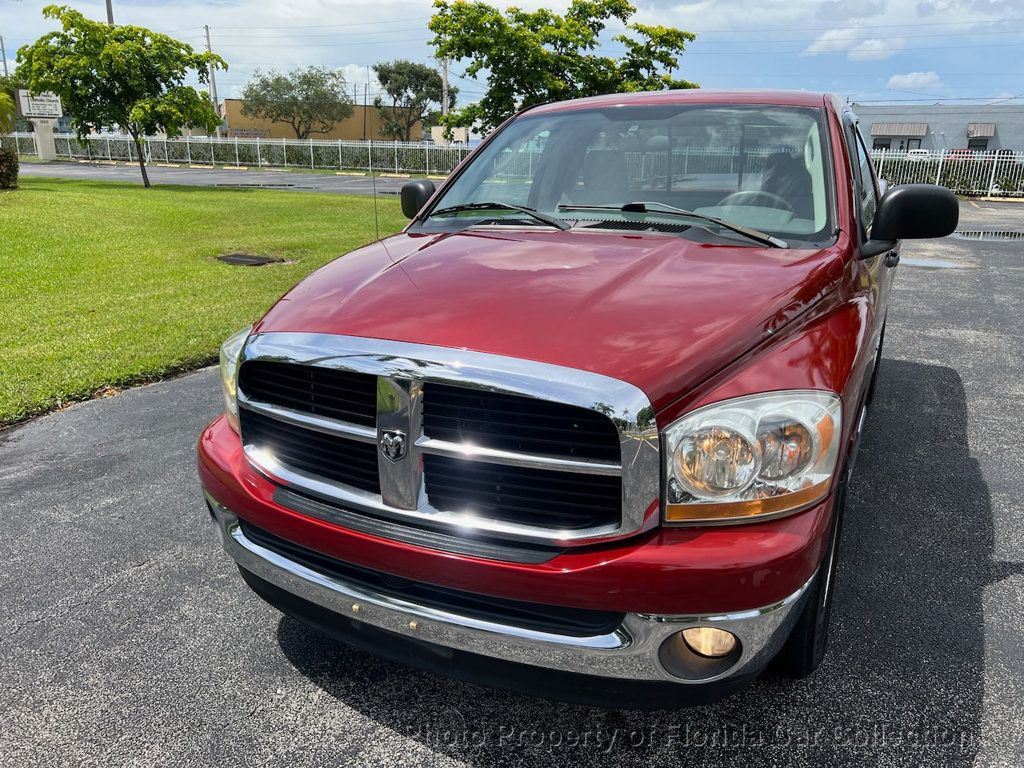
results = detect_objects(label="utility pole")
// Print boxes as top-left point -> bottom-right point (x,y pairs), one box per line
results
441,57 -> 449,116
363,83 -> 368,140
203,25 -> 221,138
105,0 -> 114,25
0,37 -> 8,78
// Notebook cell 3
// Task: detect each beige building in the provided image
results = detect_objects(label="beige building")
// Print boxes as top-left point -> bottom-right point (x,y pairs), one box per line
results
220,99 -> 422,141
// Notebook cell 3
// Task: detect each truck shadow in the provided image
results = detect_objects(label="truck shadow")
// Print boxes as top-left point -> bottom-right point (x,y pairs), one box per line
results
276,359 -> 1015,766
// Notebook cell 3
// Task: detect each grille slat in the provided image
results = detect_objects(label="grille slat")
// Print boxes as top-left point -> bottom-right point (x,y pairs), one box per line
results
239,361 -> 377,427
426,409 -> 617,438
240,409 -> 381,494
424,455 -> 620,530
423,383 -> 621,462
241,417 -> 380,472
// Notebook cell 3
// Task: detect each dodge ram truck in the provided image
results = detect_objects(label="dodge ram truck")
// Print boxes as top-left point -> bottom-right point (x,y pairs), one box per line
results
198,90 -> 958,705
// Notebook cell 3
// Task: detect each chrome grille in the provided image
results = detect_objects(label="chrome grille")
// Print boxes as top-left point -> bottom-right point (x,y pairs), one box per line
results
238,360 -> 376,426
423,455 -> 621,530
422,383 -> 621,462
239,408 -> 381,494
236,333 -> 660,545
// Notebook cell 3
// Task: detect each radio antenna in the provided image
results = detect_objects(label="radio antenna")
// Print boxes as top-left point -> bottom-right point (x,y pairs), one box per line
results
369,138 -> 380,241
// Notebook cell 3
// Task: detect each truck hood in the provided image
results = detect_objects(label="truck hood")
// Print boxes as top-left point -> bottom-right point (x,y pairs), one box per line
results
254,229 -> 845,411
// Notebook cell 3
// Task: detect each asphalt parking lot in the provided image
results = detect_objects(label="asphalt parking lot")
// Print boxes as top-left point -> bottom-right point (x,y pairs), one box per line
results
19,160 -> 412,196
2,201 -> 1023,767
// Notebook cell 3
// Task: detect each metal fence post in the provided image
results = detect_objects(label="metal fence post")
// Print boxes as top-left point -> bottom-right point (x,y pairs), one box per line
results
935,150 -> 945,185
283,137 -> 288,167
367,139 -> 372,173
877,149 -> 886,178
106,137 -> 112,161
209,136 -> 214,165
234,136 -> 239,166
987,152 -> 999,196
338,139 -> 343,170
425,143 -> 429,175
309,137 -> 314,169
186,137 -> 192,164
256,137 -> 261,167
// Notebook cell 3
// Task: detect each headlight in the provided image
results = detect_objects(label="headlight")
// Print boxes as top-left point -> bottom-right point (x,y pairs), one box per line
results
664,391 -> 841,523
219,326 -> 251,433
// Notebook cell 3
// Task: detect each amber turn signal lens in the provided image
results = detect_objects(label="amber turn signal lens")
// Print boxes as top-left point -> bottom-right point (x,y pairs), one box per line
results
663,478 -> 831,522
681,627 -> 738,658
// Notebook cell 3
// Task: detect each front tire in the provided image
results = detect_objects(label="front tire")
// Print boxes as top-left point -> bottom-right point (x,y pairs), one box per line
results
772,471 -> 848,678
865,318 -> 886,406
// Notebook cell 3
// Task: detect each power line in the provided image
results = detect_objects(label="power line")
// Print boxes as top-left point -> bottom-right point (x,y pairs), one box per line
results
214,17 -> 432,30
210,27 -> 431,40
613,15 -> 1024,34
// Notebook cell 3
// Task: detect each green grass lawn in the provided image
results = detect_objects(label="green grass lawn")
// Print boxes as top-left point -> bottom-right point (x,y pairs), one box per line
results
0,177 -> 406,426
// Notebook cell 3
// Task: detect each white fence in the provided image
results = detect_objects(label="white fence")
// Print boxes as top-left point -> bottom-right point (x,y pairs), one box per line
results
4,132 -> 1023,197
871,149 -> 1024,197
2,132 -> 474,175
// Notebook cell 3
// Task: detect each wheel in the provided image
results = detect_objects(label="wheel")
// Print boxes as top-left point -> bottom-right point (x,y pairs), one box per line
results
865,318 -> 886,406
771,471 -> 848,678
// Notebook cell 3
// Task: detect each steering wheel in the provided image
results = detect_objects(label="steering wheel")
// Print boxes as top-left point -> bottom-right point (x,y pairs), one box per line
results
717,190 -> 795,213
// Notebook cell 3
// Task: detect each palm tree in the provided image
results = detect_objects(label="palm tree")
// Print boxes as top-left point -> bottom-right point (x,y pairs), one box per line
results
0,92 -> 16,134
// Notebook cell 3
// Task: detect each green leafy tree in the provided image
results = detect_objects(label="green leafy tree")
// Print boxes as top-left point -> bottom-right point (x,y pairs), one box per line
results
0,92 -> 15,134
429,0 -> 697,133
16,5 -> 225,187
372,59 -> 456,141
0,74 -> 27,100
241,67 -> 353,140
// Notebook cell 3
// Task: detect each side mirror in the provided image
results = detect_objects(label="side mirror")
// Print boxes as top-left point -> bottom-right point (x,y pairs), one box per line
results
401,179 -> 436,219
861,184 -> 959,258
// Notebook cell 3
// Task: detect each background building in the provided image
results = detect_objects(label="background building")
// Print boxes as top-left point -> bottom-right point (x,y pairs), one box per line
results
219,99 -> 421,142
852,103 -> 1024,153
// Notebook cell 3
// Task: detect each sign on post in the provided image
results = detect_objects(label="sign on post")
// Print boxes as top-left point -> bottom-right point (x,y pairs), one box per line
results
16,90 -> 64,119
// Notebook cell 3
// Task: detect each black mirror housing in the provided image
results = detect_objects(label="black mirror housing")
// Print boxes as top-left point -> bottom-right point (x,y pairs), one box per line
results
401,179 -> 437,220
871,184 -> 959,241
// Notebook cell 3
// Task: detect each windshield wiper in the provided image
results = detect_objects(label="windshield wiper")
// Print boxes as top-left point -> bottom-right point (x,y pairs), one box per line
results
431,201 -> 570,231
558,201 -> 788,248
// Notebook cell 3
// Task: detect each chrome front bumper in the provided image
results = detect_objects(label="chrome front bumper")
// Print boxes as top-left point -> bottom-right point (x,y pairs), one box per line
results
208,496 -> 813,685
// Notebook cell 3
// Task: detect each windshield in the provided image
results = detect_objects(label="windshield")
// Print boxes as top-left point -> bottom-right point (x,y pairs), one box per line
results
420,104 -> 835,245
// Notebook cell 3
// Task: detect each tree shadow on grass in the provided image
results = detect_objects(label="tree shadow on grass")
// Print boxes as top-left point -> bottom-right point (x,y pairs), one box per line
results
276,360 -> 1019,766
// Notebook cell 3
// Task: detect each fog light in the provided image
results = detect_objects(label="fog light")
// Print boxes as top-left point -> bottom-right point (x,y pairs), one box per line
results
681,627 -> 737,658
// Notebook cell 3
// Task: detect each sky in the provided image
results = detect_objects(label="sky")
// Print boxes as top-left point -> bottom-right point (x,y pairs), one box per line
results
3,0 -> 1023,109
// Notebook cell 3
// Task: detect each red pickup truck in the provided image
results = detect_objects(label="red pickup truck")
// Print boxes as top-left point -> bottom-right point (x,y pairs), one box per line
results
198,90 -> 957,705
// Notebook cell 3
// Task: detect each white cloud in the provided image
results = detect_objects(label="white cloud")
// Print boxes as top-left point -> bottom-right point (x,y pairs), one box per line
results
886,71 -> 943,90
802,28 -> 862,55
848,38 -> 902,60
803,30 -> 902,60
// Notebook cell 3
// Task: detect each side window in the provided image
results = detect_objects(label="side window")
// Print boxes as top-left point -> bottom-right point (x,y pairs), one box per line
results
850,125 -> 879,232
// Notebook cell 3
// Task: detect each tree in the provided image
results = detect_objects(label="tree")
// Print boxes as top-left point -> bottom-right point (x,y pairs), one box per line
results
16,5 -> 225,188
372,60 -> 456,142
0,74 -> 27,100
0,92 -> 15,134
429,0 -> 698,133
241,67 -> 353,140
